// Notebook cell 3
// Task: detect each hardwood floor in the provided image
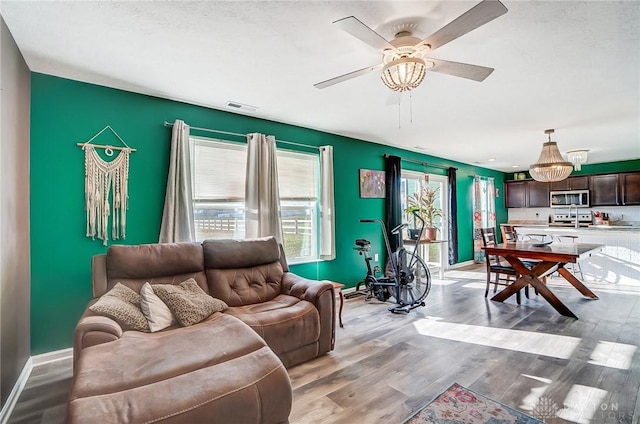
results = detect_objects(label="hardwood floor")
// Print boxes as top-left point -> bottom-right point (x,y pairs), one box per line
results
8,264 -> 640,423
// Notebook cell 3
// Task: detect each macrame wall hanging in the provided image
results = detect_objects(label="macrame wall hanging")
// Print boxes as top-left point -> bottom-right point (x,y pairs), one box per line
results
77,126 -> 136,245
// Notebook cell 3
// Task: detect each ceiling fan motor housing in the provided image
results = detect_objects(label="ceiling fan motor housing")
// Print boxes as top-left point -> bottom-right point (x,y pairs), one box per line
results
315,0 -> 508,90
383,33 -> 425,63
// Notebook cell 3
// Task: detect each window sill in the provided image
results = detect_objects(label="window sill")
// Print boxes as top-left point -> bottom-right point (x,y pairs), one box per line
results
288,258 -> 325,266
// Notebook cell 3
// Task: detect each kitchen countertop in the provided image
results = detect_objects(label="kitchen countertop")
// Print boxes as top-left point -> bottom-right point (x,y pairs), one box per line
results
510,224 -> 640,232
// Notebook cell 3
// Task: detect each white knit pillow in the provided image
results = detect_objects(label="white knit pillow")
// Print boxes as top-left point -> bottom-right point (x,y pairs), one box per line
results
140,282 -> 176,332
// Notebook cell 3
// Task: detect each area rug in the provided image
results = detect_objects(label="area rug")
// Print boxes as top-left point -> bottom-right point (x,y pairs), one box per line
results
404,383 -> 542,424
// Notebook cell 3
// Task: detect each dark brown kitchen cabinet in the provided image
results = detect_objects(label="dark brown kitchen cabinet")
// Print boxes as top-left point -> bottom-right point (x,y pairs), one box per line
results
621,172 -> 640,205
550,176 -> 589,191
507,172 -> 640,208
590,174 -> 620,206
504,180 -> 549,208
505,181 -> 526,208
527,181 -> 550,207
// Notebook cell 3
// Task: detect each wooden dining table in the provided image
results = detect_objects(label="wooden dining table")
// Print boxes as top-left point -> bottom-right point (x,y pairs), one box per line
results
483,241 -> 604,318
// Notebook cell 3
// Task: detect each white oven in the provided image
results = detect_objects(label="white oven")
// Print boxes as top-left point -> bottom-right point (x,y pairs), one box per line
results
550,190 -> 590,208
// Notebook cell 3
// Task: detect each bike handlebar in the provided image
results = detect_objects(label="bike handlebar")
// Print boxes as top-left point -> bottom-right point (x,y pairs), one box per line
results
412,210 -> 425,224
360,219 -> 412,235
391,223 -> 408,235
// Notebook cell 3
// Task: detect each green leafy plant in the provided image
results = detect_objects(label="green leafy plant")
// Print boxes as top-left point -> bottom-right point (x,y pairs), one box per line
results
405,186 -> 443,230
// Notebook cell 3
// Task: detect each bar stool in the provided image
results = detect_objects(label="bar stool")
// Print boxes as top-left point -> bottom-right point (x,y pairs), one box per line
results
554,235 -> 584,279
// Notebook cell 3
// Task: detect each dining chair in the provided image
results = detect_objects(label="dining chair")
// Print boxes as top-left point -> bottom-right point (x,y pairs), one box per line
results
503,226 -> 518,242
480,228 -> 526,304
501,224 -> 521,242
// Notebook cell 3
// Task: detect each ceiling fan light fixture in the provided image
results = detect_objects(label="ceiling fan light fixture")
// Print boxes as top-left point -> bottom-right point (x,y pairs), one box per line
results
529,129 -> 573,182
381,57 -> 427,92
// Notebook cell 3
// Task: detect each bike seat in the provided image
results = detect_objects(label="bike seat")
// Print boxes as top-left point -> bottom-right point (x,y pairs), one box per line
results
355,239 -> 371,247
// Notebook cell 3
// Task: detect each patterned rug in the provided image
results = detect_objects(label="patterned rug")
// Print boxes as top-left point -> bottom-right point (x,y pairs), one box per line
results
404,383 -> 542,424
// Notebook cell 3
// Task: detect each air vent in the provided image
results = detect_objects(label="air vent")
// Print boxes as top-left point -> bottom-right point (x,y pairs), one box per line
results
225,101 -> 258,112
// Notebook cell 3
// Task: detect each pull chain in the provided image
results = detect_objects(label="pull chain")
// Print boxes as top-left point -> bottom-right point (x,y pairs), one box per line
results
396,90 -> 416,128
398,92 -> 402,129
410,90 -> 414,124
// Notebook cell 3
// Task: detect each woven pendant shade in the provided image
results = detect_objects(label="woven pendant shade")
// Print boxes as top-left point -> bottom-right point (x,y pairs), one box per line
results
381,57 -> 427,92
529,130 -> 573,182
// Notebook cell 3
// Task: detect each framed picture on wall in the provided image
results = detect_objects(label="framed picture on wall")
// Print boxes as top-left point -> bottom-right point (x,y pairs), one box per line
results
359,169 -> 385,198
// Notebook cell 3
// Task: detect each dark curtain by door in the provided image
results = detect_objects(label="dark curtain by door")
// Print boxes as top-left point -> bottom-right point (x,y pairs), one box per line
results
447,167 -> 459,265
385,155 -> 402,253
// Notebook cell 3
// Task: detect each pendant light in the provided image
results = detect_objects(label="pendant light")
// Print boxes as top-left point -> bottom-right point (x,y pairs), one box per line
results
529,129 -> 573,182
567,150 -> 589,171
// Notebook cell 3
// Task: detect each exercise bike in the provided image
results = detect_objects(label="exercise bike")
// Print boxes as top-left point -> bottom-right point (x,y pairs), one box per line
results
353,212 -> 431,313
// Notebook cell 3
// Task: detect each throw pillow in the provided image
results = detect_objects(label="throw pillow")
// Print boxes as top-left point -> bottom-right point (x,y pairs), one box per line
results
152,278 -> 228,327
140,282 -> 177,332
89,283 -> 150,332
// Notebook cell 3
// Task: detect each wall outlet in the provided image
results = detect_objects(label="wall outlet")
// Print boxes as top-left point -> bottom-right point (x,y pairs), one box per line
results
374,253 -> 379,262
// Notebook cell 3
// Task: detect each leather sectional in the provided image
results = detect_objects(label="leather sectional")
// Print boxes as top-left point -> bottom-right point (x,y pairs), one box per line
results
68,237 -> 336,424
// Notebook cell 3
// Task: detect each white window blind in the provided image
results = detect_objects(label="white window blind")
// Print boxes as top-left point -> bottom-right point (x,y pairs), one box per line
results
193,138 -> 246,200
278,150 -> 318,200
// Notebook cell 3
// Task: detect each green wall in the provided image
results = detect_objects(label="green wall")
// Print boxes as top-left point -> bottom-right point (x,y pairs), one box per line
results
30,73 -> 507,354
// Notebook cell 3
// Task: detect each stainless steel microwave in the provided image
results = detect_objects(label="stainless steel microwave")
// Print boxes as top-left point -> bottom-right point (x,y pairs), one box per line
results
550,190 -> 590,208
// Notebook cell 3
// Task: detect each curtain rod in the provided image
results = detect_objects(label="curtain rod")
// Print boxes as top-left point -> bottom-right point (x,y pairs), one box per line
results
163,121 -> 319,151
384,154 -> 457,171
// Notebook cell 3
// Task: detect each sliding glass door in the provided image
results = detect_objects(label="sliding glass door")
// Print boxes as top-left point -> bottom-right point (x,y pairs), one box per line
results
401,171 -> 448,278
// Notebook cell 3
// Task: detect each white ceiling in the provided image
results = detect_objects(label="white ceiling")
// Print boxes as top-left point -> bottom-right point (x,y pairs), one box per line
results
2,1 -> 639,172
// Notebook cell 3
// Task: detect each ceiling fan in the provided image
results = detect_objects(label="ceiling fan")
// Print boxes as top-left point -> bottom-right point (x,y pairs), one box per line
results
315,0 -> 508,92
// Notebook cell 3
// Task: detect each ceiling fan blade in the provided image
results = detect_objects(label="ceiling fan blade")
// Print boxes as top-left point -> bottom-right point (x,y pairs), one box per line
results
314,63 -> 383,89
428,59 -> 495,82
415,0 -> 508,52
333,16 -> 397,53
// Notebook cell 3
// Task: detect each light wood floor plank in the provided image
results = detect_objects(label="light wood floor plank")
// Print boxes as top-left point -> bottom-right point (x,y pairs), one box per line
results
8,265 -> 639,423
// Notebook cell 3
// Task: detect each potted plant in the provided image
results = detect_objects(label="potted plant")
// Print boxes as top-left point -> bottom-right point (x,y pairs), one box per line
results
404,186 -> 443,241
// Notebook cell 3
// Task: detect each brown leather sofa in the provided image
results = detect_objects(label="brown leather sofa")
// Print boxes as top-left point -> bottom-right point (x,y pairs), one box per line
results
68,237 -> 335,424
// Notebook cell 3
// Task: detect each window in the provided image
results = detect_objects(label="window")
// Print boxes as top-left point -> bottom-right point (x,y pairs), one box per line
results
277,150 -> 319,261
193,139 -> 247,240
191,136 -> 320,263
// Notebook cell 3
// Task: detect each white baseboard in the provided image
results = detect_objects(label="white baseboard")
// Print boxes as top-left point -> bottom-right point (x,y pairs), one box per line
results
342,261 -> 476,294
0,347 -> 73,424
448,260 -> 475,269
342,286 -> 358,295
0,357 -> 33,424
32,347 -> 73,366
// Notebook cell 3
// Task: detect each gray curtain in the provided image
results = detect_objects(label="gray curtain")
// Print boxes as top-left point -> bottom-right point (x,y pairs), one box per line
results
319,145 -> 335,260
244,133 -> 283,243
159,119 -> 195,243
